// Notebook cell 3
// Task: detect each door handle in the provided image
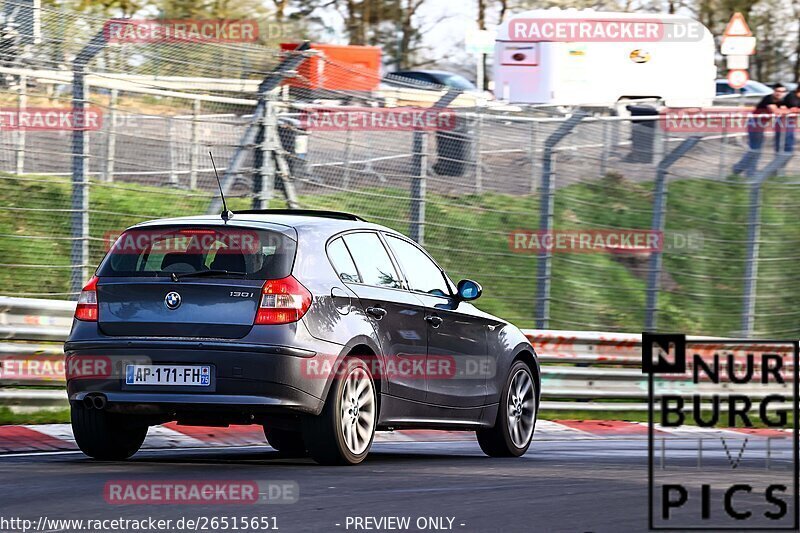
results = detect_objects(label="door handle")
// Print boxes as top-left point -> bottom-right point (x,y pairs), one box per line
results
366,306 -> 387,320
424,315 -> 443,328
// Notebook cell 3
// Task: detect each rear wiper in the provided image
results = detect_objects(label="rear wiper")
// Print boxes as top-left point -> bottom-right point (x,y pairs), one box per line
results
170,270 -> 247,281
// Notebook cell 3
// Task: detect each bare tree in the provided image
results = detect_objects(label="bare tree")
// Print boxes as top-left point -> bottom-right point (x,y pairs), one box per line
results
271,0 -> 289,22
392,0 -> 426,68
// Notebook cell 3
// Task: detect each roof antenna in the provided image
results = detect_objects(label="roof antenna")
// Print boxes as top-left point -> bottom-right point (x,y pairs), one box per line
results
209,151 -> 232,221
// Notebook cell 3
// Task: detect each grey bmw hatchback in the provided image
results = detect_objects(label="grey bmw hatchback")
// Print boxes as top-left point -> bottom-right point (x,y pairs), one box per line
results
65,210 -> 540,465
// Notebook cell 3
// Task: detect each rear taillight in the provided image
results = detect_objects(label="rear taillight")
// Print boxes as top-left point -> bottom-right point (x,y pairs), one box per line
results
75,276 -> 99,321
254,276 -> 312,325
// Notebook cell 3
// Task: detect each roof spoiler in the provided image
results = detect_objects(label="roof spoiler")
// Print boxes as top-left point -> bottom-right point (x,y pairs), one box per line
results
234,209 -> 366,222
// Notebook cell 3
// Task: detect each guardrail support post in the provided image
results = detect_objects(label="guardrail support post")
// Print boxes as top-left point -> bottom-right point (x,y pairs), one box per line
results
70,29 -> 106,296
535,111 -> 587,329
644,136 -> 700,331
740,153 -> 792,336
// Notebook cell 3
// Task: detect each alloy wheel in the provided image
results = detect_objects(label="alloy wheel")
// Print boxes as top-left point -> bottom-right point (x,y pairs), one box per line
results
339,365 -> 376,455
506,368 -> 536,448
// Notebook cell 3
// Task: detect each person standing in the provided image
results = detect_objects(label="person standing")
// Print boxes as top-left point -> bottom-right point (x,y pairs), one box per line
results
733,84 -> 788,176
779,84 -> 800,153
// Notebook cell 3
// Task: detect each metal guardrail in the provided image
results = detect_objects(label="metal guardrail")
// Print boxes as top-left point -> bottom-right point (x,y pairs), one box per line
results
0,297 -> 793,412
0,297 -> 74,341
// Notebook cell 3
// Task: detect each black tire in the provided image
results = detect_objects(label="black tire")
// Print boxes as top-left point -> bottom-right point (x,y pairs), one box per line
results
263,427 -> 307,457
302,358 -> 377,465
477,361 -> 537,458
71,403 -> 148,460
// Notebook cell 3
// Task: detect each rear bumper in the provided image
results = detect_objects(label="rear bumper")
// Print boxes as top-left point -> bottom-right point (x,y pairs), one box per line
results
69,390 -> 323,416
64,340 -> 337,417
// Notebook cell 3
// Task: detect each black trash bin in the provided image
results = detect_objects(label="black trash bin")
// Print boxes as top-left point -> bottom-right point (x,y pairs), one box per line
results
277,116 -> 308,179
625,104 -> 659,163
433,114 -> 474,177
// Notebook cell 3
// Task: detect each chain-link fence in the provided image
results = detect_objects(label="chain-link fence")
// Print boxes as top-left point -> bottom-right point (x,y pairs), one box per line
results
1,1 -> 799,338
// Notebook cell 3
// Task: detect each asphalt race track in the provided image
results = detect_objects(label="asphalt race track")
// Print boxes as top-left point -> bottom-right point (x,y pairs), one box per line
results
0,429 -> 795,533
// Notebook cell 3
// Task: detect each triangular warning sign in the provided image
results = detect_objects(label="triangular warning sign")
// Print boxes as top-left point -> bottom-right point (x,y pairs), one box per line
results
724,12 -> 752,37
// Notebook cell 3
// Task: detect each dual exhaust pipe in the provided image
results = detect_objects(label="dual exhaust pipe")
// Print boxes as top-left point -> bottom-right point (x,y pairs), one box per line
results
83,394 -> 107,410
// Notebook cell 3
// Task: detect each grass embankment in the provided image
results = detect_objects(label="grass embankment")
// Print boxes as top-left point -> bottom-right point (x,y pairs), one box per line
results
0,407 -> 70,425
3,173 -> 800,332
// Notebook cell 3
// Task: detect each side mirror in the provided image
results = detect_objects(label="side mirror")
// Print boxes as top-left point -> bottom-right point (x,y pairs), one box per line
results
456,279 -> 482,301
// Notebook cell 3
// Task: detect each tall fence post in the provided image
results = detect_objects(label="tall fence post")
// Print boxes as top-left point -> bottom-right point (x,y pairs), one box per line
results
167,116 -> 178,186
644,136 -> 700,331
408,89 -> 461,243
609,104 -> 622,158
740,153 -> 792,336
103,88 -> 118,182
718,124 -> 728,180
529,120 -> 538,194
15,74 -> 26,175
599,118 -> 609,178
410,131 -> 428,244
653,114 -> 666,165
252,98 -> 277,209
343,125 -> 352,190
252,118 -> 265,209
70,29 -> 106,296
475,113 -> 483,193
535,111 -> 587,329
189,98 -> 201,189
208,41 -> 311,214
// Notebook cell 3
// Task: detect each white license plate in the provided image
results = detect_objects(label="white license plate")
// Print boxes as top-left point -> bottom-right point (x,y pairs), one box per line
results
125,365 -> 211,386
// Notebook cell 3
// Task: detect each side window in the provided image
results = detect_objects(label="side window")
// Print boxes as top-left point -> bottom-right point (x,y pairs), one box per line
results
385,235 -> 450,297
327,238 -> 360,283
342,232 -> 402,289
716,82 -> 734,95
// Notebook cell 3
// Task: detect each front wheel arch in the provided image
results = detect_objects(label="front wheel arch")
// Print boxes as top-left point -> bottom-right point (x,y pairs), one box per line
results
513,349 -> 541,407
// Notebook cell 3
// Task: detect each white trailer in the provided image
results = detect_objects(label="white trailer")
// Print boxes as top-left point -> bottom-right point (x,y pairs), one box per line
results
493,8 -> 716,108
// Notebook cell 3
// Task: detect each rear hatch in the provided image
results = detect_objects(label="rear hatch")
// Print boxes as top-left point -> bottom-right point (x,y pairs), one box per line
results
95,224 -> 296,338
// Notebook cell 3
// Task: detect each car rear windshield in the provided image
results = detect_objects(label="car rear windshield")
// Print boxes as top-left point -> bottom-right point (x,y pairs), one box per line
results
97,226 -> 296,279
